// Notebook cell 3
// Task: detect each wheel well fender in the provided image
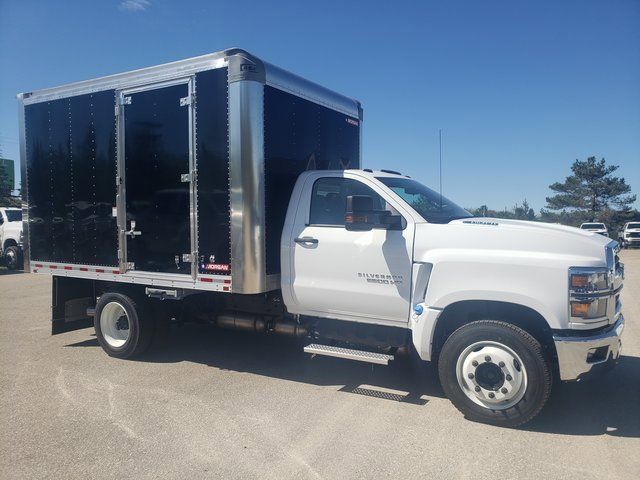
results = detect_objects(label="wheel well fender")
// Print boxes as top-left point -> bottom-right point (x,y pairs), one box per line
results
3,238 -> 17,251
429,300 -> 557,362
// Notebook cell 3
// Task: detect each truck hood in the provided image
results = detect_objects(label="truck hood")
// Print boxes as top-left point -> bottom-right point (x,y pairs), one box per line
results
413,218 -> 612,267
1,220 -> 23,239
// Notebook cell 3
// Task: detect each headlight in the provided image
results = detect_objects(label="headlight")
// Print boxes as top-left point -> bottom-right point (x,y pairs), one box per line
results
570,298 -> 608,318
569,269 -> 608,293
569,267 -> 610,322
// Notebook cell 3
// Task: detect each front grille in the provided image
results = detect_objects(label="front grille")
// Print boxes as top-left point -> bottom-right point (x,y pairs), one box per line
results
628,232 -> 640,238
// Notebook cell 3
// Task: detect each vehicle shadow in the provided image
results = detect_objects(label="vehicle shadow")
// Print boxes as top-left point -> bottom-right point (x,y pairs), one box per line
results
524,354 -> 640,438
66,323 -> 640,436
67,322 -> 444,404
0,267 -> 24,275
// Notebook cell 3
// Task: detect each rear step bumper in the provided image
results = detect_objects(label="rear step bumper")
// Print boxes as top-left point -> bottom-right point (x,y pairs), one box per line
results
304,344 -> 394,365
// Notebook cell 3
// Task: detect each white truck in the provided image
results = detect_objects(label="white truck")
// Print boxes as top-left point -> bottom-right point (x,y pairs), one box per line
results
0,206 -> 23,270
18,49 -> 625,427
580,222 -> 609,237
620,222 -> 640,248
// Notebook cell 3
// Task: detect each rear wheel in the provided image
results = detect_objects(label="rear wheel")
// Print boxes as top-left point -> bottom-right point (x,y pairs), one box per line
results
4,245 -> 22,270
438,320 -> 552,427
94,292 -> 153,359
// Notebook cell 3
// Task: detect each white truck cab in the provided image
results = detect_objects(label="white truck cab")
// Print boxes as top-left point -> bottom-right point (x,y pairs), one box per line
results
0,207 -> 23,270
580,222 -> 608,237
621,221 -> 640,248
282,170 -> 624,424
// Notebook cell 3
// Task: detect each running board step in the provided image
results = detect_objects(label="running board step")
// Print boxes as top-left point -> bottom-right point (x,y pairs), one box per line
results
304,344 -> 394,365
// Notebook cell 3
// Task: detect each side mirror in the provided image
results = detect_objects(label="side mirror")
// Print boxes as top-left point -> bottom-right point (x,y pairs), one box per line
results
380,213 -> 403,230
345,195 -> 374,231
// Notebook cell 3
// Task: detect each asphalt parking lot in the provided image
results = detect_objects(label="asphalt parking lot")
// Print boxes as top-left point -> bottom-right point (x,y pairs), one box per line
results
1,251 -> 639,480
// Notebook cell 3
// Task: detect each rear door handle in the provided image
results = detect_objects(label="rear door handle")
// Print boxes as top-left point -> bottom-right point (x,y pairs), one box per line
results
125,220 -> 142,238
294,237 -> 319,245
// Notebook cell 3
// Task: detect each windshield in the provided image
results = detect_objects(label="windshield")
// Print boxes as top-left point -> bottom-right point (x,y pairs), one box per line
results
376,177 -> 471,224
4,210 -> 21,222
581,223 -> 605,229
627,223 -> 640,229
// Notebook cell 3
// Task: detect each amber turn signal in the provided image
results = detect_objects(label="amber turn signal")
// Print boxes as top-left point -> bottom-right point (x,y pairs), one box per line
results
570,274 -> 589,289
570,302 -> 591,317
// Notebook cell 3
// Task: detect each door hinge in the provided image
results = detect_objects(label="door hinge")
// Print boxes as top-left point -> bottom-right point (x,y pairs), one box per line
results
115,96 -> 131,115
180,93 -> 195,107
182,253 -> 195,263
180,173 -> 191,183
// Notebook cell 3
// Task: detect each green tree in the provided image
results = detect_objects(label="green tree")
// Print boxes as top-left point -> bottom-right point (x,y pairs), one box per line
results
546,157 -> 636,220
0,162 -> 20,207
513,199 -> 536,221
0,162 -> 12,199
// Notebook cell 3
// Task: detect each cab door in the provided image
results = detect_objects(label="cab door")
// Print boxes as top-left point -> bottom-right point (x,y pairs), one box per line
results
285,174 -> 414,324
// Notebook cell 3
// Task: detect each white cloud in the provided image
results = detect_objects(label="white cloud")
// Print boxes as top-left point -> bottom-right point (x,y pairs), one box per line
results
119,0 -> 151,12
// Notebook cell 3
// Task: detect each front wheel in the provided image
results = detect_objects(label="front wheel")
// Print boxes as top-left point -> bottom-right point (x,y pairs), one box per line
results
438,320 -> 552,427
4,246 -> 22,270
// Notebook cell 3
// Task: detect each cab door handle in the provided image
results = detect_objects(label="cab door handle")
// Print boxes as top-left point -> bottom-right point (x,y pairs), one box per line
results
294,237 -> 318,245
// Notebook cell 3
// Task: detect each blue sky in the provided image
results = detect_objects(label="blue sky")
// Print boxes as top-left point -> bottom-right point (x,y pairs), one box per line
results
0,0 -> 638,211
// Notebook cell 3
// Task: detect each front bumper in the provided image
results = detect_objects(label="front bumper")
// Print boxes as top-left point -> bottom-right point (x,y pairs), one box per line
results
553,314 -> 624,381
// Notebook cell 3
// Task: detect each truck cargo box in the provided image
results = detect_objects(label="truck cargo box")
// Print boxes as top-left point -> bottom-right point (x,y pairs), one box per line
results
19,48 -> 362,293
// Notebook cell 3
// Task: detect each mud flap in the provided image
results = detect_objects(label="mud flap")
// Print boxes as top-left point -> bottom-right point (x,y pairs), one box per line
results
51,276 -> 95,335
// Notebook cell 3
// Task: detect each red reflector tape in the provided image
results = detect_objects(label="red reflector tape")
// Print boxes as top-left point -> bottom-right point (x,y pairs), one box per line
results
224,280 -> 231,284
95,269 -> 105,273
49,265 -> 58,269
79,267 -> 88,271
64,266 -> 72,270
35,264 -> 43,268
200,278 -> 213,283
112,270 -> 120,274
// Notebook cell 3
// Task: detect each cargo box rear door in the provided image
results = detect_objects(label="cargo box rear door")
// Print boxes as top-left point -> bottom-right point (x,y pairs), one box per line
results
119,79 -> 194,276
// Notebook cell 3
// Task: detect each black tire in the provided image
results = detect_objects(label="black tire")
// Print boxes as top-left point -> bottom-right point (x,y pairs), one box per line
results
4,245 -> 22,270
438,320 -> 552,427
94,292 -> 154,359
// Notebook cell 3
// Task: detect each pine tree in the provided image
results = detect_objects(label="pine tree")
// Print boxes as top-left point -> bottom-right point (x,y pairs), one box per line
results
546,157 -> 636,220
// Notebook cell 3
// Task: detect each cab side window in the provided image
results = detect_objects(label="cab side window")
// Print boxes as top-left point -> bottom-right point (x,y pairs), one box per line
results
309,177 -> 394,227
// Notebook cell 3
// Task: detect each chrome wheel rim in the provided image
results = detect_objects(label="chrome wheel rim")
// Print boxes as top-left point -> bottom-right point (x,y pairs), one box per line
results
100,301 -> 130,348
455,341 -> 528,410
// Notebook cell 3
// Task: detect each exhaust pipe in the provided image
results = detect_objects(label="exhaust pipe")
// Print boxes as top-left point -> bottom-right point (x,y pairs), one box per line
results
216,313 -> 267,333
214,312 -> 308,337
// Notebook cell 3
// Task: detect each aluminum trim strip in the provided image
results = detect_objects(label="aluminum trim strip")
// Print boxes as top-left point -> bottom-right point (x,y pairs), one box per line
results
228,80 -> 266,294
17,94 -> 30,271
264,62 -> 360,118
20,55 -> 228,104
30,261 -> 232,292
